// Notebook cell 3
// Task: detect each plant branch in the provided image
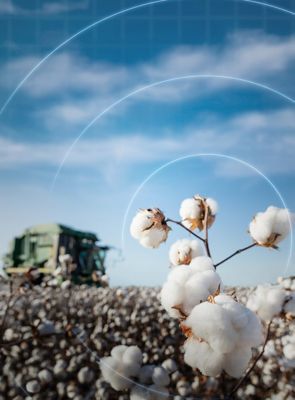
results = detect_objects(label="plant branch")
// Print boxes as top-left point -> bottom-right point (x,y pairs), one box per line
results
228,320 -> 272,398
214,243 -> 257,268
166,219 -> 205,242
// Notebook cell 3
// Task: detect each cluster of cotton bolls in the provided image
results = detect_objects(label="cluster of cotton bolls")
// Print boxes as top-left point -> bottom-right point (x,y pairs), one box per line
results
130,196 -> 295,388
100,345 -> 176,399
182,294 -> 263,377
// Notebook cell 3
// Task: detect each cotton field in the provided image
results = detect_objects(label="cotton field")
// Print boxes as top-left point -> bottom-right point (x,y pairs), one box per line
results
0,277 -> 294,400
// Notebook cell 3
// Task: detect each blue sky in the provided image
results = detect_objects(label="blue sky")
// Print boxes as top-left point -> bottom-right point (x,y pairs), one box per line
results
0,0 -> 294,286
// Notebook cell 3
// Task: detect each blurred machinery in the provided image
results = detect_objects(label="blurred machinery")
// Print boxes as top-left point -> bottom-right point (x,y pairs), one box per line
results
3,223 -> 110,285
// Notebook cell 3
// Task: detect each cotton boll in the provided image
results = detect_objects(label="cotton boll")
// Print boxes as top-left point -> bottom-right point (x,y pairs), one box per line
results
169,239 -> 203,266
223,346 -> 252,378
100,345 -> 143,391
179,198 -> 202,227
189,256 -> 215,273
160,262 -> 222,318
111,345 -> 128,361
183,338 -> 224,377
185,302 -> 236,353
100,356 -> 133,391
216,297 -> 263,348
249,206 -> 293,247
160,281 -> 185,318
247,285 -> 286,321
130,208 -> 170,248
152,367 -> 170,387
179,195 -> 218,231
123,346 -> 142,366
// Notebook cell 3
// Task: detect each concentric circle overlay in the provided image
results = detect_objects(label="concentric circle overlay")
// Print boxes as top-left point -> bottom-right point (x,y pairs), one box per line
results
121,153 -> 293,275
0,0 -> 294,115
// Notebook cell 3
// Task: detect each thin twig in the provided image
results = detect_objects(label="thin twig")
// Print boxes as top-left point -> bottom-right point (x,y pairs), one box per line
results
228,320 -> 272,398
166,219 -> 205,242
214,243 -> 257,268
203,202 -> 212,258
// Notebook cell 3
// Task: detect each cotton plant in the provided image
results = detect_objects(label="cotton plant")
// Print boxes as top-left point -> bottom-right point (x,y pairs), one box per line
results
102,195 -> 293,398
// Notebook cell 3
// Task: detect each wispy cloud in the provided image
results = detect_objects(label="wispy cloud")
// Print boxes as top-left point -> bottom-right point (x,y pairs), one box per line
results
0,0 -> 89,15
0,108 -> 294,181
1,30 -> 293,128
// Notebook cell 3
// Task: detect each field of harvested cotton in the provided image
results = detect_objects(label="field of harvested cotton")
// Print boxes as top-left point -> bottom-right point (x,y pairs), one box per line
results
0,277 -> 294,400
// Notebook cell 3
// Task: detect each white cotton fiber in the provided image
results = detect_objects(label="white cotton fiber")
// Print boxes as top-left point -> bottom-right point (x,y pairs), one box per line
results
169,239 -> 203,266
130,209 -> 169,248
183,295 -> 263,378
179,195 -> 218,231
180,198 -> 202,221
183,338 -> 224,377
223,346 -> 252,378
185,301 -> 236,353
249,206 -> 293,247
160,257 -> 222,318
100,356 -> 132,391
100,345 -> 143,391
247,285 -> 286,321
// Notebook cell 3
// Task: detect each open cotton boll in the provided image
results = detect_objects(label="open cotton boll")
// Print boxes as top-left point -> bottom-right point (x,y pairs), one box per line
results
169,239 -> 203,266
152,367 -> 170,387
223,346 -> 252,378
183,296 -> 263,377
179,195 -> 218,231
100,345 -> 143,391
130,208 -> 170,248
183,338 -> 225,377
215,295 -> 263,348
100,356 -> 133,391
160,261 -> 222,318
189,256 -> 215,273
249,206 -> 293,247
123,346 -> 143,365
247,285 -> 286,321
185,301 -> 236,353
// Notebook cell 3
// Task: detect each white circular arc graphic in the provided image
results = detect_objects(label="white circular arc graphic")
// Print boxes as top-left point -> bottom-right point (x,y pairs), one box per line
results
0,0 -> 294,115
51,73 -> 295,190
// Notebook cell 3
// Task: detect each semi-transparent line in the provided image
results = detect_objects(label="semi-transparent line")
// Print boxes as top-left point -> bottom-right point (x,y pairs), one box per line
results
121,153 -> 293,274
0,0 -> 294,115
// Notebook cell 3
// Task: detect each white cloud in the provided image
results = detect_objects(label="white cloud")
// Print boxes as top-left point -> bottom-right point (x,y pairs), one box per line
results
0,108 -> 294,181
0,0 -> 89,15
1,31 -> 294,127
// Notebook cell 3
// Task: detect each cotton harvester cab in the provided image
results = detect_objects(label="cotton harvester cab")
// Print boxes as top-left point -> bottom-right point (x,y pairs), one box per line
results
3,224 -> 110,285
